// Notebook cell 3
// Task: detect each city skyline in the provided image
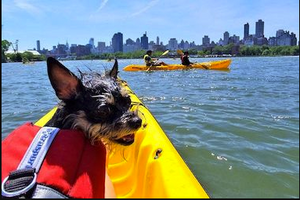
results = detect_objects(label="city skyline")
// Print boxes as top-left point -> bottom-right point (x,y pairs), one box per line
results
2,0 -> 299,51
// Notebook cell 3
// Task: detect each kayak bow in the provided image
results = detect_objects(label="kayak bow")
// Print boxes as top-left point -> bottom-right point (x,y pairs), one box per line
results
34,80 -> 209,198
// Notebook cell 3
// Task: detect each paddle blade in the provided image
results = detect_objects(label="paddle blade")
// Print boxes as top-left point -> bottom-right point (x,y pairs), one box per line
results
177,49 -> 183,55
162,50 -> 169,56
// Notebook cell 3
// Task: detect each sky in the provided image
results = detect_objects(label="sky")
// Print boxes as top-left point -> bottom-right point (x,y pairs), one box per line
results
2,0 -> 299,51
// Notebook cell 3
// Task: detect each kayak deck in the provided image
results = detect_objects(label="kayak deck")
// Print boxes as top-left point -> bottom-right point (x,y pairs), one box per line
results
123,59 -> 231,71
35,80 -> 209,198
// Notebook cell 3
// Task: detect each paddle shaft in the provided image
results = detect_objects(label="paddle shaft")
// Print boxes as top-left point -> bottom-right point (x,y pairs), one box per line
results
147,50 -> 169,71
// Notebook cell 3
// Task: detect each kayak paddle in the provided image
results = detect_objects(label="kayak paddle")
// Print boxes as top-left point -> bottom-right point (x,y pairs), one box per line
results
147,50 -> 169,71
177,49 -> 184,56
160,49 -> 169,58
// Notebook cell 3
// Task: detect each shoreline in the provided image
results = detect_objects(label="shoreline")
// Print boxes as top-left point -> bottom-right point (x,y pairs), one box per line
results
2,55 -> 299,63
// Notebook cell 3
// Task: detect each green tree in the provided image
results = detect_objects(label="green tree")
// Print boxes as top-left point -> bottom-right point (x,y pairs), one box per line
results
2,40 -> 11,63
223,43 -> 234,54
7,53 -> 23,62
212,46 -> 224,55
22,51 -> 34,62
290,46 -> 299,55
262,49 -> 270,56
188,49 -> 198,55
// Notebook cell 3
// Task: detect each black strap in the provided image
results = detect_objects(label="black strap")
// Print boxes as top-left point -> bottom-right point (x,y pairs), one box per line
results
3,168 -> 35,193
2,168 -> 68,199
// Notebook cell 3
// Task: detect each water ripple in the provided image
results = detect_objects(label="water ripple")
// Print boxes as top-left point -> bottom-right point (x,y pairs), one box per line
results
2,57 -> 299,198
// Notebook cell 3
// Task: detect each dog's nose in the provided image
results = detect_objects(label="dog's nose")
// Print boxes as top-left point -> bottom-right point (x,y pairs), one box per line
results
129,117 -> 142,129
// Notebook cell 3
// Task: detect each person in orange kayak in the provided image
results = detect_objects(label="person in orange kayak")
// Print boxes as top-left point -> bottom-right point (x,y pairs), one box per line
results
180,51 -> 194,66
144,50 -> 167,67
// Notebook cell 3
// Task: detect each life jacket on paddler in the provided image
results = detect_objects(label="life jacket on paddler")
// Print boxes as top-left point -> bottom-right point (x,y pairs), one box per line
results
1,122 -> 106,198
144,50 -> 153,66
144,54 -> 152,66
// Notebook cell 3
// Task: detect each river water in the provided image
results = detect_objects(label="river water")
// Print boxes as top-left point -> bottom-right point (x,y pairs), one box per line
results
1,56 -> 299,198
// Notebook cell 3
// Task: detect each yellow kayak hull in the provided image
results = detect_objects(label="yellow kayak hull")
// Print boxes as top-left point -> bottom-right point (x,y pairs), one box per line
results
35,81 -> 209,198
123,59 -> 231,71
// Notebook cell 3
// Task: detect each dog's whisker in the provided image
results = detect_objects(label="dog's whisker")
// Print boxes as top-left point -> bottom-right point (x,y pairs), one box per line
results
91,94 -> 105,98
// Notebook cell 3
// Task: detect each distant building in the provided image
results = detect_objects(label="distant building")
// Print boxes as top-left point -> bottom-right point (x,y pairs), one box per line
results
123,44 -> 138,53
152,44 -> 166,52
268,37 -> 276,46
179,40 -> 184,49
202,35 -> 210,47
228,34 -> 240,45
70,44 -> 77,54
97,42 -> 106,53
168,38 -> 178,50
36,40 -> 40,52
89,38 -> 95,48
141,32 -> 148,50
276,30 -> 298,46
126,38 -> 135,45
183,41 -> 190,49
57,44 -> 67,55
148,41 -> 155,50
256,37 -> 268,46
51,46 -> 57,54
223,31 -> 229,45
244,23 -> 249,40
156,36 -> 159,45
190,41 -> 196,48
218,38 -> 223,46
244,34 -> 256,46
75,45 -> 91,56
178,39 -> 190,50
255,19 -> 264,37
112,32 -> 123,52
276,30 -> 285,38
124,38 -> 138,53
135,38 -> 141,49
66,41 -> 69,50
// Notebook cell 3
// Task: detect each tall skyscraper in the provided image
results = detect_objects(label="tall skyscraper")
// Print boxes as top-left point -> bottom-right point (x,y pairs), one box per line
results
156,36 -> 159,45
202,35 -> 210,46
255,19 -> 264,37
89,38 -> 95,48
36,40 -> 40,52
244,23 -> 249,40
66,40 -> 69,50
141,32 -> 148,50
223,31 -> 229,45
112,32 -> 123,52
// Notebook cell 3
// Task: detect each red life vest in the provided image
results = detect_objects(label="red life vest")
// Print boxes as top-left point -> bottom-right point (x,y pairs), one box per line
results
1,122 -> 106,198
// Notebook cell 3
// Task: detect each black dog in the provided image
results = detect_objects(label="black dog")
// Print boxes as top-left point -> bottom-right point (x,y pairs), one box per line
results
46,57 -> 142,146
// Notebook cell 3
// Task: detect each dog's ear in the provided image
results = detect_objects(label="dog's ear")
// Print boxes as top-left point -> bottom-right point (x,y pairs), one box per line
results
47,57 -> 82,100
109,59 -> 118,79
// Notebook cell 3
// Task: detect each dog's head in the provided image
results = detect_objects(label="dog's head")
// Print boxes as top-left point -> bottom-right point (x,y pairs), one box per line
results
47,57 -> 142,146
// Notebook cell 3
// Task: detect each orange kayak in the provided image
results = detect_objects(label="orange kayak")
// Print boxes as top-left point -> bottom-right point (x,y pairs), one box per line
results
123,59 -> 231,71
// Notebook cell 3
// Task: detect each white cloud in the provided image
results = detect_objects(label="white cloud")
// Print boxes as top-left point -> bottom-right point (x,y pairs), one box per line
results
130,0 -> 160,17
96,0 -> 109,12
13,0 -> 42,15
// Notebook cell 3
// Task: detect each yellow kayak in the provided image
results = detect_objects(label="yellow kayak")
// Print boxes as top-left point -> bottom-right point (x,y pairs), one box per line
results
34,80 -> 209,198
123,59 -> 231,71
